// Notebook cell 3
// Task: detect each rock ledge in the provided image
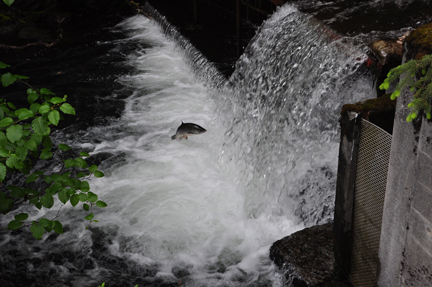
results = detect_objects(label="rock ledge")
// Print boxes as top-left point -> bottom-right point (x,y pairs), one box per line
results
270,222 -> 352,287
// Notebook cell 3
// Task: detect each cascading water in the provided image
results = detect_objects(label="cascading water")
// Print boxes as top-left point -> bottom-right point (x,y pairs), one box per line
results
219,6 -> 374,226
1,4 -> 376,287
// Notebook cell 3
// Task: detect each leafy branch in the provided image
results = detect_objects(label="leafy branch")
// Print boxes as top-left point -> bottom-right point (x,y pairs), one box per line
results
2,0 -> 14,7
380,54 -> 432,122
0,61 -> 107,239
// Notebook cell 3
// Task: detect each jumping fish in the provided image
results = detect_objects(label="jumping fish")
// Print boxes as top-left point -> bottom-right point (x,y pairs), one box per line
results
171,121 -> 207,140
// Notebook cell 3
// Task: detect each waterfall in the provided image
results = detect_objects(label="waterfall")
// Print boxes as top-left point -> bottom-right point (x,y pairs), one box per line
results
218,5 -> 374,226
0,4 -> 375,287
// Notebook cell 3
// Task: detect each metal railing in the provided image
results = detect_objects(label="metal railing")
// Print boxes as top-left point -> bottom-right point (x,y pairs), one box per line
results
350,119 -> 392,286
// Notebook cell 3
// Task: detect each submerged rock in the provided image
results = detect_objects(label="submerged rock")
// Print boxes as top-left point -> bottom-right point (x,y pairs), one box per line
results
270,222 -> 352,287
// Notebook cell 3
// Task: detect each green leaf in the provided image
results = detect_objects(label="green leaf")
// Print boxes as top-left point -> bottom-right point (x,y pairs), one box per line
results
83,203 -> 90,211
0,147 -> 8,157
70,194 -> 79,207
15,146 -> 28,161
40,195 -> 54,208
31,133 -> 42,145
79,193 -> 88,202
80,152 -> 90,157
15,212 -> 28,221
44,176 -> 54,184
6,156 -> 18,169
40,88 -> 55,95
38,104 -> 50,115
48,110 -> 60,126
94,171 -> 105,178
58,188 -> 70,204
1,72 -> 17,87
53,220 -> 63,234
6,125 -> 22,143
30,103 -> 41,114
87,192 -> 98,203
45,182 -> 62,196
29,196 -> 39,206
0,117 -> 13,127
40,149 -> 53,160
74,157 -> 87,168
89,165 -> 98,173
0,61 -> 11,68
25,173 -> 39,184
76,172 -> 88,178
0,132 -> 7,148
96,200 -> 107,208
30,223 -> 44,240
80,181 -> 90,192
7,102 -> 16,110
16,108 -> 34,121
0,197 -> 14,212
0,163 -> 6,182
44,225 -> 54,233
24,139 -> 37,151
49,97 -> 64,104
22,128 -> 31,137
58,143 -> 71,151
84,213 -> 94,220
38,218 -> 52,228
9,186 -> 25,198
23,188 -> 38,195
28,90 -> 39,104
66,188 -> 76,196
7,219 -> 23,230
32,117 -> 49,135
61,173 -> 73,186
42,136 -> 52,150
64,159 -> 75,168
60,103 -> 75,115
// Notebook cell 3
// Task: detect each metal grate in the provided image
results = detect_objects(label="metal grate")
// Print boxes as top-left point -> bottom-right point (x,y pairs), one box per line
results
350,119 -> 392,286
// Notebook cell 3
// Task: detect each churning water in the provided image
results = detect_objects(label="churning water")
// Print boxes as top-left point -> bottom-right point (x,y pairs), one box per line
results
1,4 -> 375,287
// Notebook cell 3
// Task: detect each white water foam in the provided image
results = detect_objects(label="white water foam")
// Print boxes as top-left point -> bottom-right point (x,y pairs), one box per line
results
80,15 -> 300,286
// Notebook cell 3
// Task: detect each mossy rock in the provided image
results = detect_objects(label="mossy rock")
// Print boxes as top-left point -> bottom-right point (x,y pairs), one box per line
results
340,94 -> 396,115
406,22 -> 432,60
341,94 -> 396,134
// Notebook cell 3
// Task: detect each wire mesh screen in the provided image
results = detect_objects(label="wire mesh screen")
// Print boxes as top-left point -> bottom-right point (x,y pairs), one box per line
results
350,119 -> 392,286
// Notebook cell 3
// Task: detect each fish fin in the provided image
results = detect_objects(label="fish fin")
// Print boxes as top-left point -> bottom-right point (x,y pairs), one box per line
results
171,135 -> 176,140
185,136 -> 188,140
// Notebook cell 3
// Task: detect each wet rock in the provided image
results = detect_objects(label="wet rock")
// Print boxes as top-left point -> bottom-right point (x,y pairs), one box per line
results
367,38 -> 404,66
18,26 -> 52,40
270,222 -> 352,287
